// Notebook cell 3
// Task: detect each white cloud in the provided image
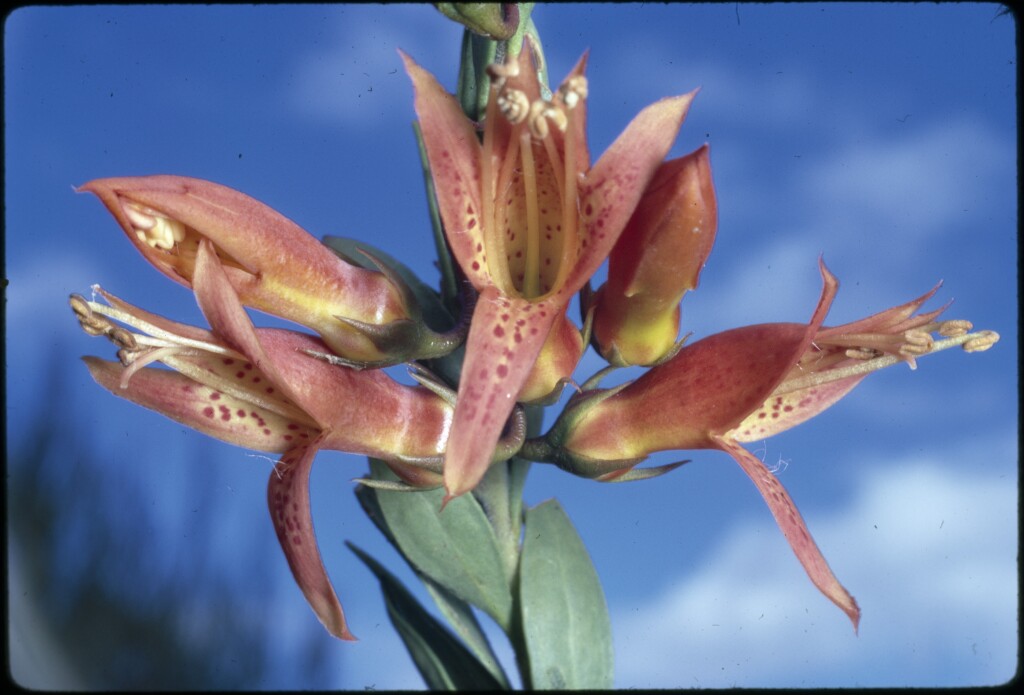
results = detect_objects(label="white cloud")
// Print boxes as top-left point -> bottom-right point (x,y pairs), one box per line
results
796,118 -> 1013,246
611,443 -> 1018,688
285,7 -> 458,127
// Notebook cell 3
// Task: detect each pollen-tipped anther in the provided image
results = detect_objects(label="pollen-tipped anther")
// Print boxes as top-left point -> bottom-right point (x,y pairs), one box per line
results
938,319 -> 973,337
556,76 -> 588,109
962,330 -> 999,353
497,88 -> 530,124
123,202 -> 186,250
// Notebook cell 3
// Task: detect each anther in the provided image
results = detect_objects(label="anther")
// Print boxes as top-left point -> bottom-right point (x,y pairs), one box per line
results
527,99 -> 550,139
124,203 -> 186,250
497,88 -> 530,124
526,100 -> 569,140
556,76 -> 589,109
845,347 -> 878,360
109,327 -> 138,350
962,330 -> 1000,353
123,204 -> 156,230
898,329 -> 933,359
69,294 -> 92,320
486,61 -> 520,87
116,347 -> 137,366
938,319 -> 973,337
80,319 -> 110,337
70,295 -> 113,336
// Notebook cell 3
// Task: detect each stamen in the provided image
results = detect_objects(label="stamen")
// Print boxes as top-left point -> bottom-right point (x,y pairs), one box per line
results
125,203 -> 186,250
526,99 -> 569,140
845,347 -> 878,360
549,97 -> 580,295
776,329 -> 1001,395
898,329 -> 933,358
938,319 -> 973,337
527,99 -> 550,140
118,345 -> 188,388
519,131 -> 542,298
556,76 -> 589,110
486,61 -> 520,90
962,330 -> 999,353
497,88 -> 530,125
73,294 -> 243,360
482,86 -> 517,293
109,327 -> 138,351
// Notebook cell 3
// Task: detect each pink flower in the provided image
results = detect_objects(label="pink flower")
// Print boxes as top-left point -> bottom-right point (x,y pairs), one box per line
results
81,175 -> 457,365
72,239 -> 458,640
406,38 -> 697,499
541,260 -> 998,630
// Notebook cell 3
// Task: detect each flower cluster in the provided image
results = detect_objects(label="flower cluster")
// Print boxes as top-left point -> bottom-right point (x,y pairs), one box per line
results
72,38 -> 997,639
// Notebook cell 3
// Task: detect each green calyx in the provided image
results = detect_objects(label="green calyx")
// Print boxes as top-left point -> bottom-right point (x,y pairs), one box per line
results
436,3 -> 522,40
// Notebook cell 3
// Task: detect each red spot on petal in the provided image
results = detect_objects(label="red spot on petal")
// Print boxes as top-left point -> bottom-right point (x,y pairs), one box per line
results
497,364 -> 509,378
203,407 -> 215,418
494,325 -> 505,337
210,392 -> 221,400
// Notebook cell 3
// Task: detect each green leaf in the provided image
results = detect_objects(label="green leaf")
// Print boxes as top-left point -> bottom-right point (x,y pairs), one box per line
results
518,499 -> 613,689
348,542 -> 505,691
355,474 -> 511,687
420,573 -> 511,688
366,460 -> 513,629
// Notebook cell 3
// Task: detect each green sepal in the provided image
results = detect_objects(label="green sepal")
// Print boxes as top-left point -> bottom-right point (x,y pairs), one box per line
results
595,459 -> 689,482
363,459 -> 513,630
518,499 -> 613,689
347,542 -> 506,691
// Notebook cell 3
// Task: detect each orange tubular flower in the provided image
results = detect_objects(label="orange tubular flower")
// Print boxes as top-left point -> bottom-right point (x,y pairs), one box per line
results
71,240 -> 458,641
591,143 -> 717,366
405,38 -> 697,499
80,175 -> 458,365
543,260 -> 998,630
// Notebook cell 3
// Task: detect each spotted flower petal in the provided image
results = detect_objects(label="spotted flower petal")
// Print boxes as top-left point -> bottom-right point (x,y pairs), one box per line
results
407,39 -> 696,498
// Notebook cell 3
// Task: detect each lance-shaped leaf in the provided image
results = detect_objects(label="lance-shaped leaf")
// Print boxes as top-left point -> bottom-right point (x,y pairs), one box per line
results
348,542 -> 506,691
405,38 -> 697,500
366,459 -> 513,629
519,499 -> 613,689
80,175 -> 455,364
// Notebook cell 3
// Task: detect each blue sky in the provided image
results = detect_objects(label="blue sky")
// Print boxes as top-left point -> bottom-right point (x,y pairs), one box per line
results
5,3 -> 1017,689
